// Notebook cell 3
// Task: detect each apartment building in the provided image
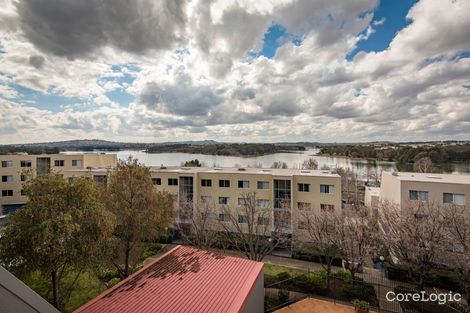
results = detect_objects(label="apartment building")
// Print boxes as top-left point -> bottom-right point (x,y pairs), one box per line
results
0,153 -> 117,216
374,171 -> 470,209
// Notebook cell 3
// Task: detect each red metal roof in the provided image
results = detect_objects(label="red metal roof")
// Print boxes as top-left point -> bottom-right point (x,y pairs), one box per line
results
74,245 -> 264,313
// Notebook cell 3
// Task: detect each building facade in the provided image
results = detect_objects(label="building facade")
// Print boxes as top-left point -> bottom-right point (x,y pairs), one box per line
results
0,153 -> 117,216
376,171 -> 470,209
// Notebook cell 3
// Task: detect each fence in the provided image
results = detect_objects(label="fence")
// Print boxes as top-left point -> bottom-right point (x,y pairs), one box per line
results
264,270 -> 467,313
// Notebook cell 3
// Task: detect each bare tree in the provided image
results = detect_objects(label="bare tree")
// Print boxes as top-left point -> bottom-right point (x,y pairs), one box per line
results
413,157 -> 438,173
334,206 -> 375,280
301,158 -> 318,170
446,205 -> 470,307
219,192 -> 290,261
271,161 -> 288,169
378,201 -> 448,290
175,196 -> 219,250
335,167 -> 361,206
298,209 -> 340,288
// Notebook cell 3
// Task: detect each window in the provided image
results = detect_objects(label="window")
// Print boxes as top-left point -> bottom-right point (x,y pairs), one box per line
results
219,213 -> 230,222
201,179 -> 212,187
72,160 -> 82,167
238,215 -> 248,223
409,190 -> 429,202
152,178 -> 161,185
297,202 -> 311,210
21,189 -> 26,196
321,204 -> 335,212
1,175 -> 13,182
1,161 -> 13,168
219,180 -> 230,188
200,196 -> 212,204
168,178 -> 178,186
443,193 -> 465,205
219,197 -> 229,205
238,180 -> 249,188
257,199 -> 270,208
2,190 -> 13,197
257,216 -> 269,225
274,179 -> 291,209
320,184 -> 335,194
93,175 -> 107,187
54,160 -> 64,167
257,181 -> 269,189
20,160 -> 32,167
20,175 -> 27,182
298,221 -> 307,229
238,198 -> 249,206
298,183 -> 310,192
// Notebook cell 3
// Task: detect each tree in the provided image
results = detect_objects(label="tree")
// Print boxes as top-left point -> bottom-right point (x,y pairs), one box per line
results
0,173 -> 115,310
301,158 -> 318,170
271,161 -> 288,169
219,192 -> 290,261
335,167 -> 361,205
378,201 -> 448,290
298,210 -> 340,288
181,159 -> 203,167
413,157 -> 438,173
446,205 -> 470,308
104,158 -> 174,278
176,196 -> 219,249
334,207 -> 375,280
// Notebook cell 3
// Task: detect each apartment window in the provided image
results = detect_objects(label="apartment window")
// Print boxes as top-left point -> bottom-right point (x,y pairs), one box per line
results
274,179 -> 291,209
238,215 -> 249,224
21,189 -> 26,196
443,193 -> 465,205
72,160 -> 82,167
2,190 -> 13,197
257,216 -> 270,225
1,175 -> 13,182
321,204 -> 335,212
320,184 -> 335,194
298,221 -> 307,230
257,181 -> 269,189
20,174 -> 27,182
238,198 -> 249,206
201,179 -> 212,187
298,183 -> 310,192
1,161 -> 13,168
20,160 -> 32,167
297,202 -> 311,210
152,178 -> 161,186
54,160 -> 64,167
200,196 -> 212,204
409,190 -> 429,202
219,180 -> 230,188
168,178 -> 178,186
219,213 -> 230,222
219,197 -> 229,205
257,199 -> 270,208
238,180 -> 249,188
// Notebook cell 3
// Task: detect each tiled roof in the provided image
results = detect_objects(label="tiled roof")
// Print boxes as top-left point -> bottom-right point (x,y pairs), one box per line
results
74,245 -> 263,313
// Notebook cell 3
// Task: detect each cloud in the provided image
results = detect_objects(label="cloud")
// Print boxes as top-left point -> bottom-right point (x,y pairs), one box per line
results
16,0 -> 188,58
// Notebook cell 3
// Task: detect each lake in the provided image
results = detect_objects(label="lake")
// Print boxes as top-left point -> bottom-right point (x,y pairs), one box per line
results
95,149 -> 470,177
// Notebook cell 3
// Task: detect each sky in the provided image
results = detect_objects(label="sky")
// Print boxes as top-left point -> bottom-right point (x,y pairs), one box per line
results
0,0 -> 469,144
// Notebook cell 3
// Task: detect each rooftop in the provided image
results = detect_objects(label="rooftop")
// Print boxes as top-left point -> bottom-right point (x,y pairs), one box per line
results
74,245 -> 263,313
383,171 -> 470,185
150,166 -> 340,178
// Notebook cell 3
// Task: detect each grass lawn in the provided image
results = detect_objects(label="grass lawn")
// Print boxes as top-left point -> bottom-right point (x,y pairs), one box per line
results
23,271 -> 107,313
264,263 -> 305,277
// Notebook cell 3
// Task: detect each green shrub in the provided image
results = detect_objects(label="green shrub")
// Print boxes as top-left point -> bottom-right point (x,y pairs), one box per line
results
278,289 -> 289,304
340,281 -> 375,301
277,271 -> 291,281
96,268 -> 119,283
142,243 -> 163,259
107,277 -> 121,288
291,270 -> 326,294
292,247 -> 342,267
352,299 -> 369,311
330,271 -> 352,281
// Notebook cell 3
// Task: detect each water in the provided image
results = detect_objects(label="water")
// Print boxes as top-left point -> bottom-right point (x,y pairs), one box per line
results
100,149 -> 469,176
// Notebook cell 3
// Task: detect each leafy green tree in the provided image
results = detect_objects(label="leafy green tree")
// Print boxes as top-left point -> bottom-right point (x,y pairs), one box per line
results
104,158 -> 174,278
0,173 -> 115,310
181,159 -> 203,167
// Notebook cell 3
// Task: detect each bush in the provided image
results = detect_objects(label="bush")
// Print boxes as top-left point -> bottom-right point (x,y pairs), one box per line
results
278,289 -> 289,304
352,299 -> 369,311
277,271 -> 292,281
107,277 -> 121,288
330,271 -> 352,281
292,247 -> 343,267
96,268 -> 120,283
340,281 -> 375,302
142,243 -> 163,259
291,270 -> 327,294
